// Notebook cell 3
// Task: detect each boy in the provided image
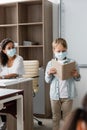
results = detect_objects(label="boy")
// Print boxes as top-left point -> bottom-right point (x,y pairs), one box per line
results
45,38 -> 81,130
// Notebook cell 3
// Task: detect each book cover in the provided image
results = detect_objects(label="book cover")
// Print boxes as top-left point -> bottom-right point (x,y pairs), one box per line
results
51,59 -> 76,80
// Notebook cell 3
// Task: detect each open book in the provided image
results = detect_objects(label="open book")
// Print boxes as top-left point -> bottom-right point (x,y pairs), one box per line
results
51,59 -> 76,80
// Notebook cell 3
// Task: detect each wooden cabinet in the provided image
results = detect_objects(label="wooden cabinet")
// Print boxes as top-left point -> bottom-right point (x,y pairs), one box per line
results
0,0 -> 52,117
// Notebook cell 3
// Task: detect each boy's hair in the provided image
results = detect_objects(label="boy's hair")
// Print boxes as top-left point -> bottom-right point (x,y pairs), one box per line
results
52,38 -> 67,49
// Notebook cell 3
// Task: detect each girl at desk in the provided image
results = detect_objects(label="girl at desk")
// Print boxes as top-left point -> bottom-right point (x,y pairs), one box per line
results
0,38 -> 25,129
0,38 -> 25,79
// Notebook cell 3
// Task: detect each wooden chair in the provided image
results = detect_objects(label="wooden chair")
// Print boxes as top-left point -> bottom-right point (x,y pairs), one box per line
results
23,60 -> 42,125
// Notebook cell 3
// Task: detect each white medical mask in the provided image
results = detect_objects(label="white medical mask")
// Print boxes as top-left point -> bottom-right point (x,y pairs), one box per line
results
6,48 -> 16,57
55,51 -> 67,60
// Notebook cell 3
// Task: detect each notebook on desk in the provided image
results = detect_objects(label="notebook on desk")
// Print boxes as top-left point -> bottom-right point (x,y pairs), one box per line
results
51,59 -> 76,80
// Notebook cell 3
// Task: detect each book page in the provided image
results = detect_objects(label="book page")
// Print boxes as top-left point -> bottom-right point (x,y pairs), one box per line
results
51,59 -> 62,79
51,59 -> 76,80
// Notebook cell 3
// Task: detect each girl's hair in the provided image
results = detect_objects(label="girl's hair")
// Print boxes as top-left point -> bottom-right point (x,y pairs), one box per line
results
0,38 -> 14,66
62,108 -> 87,130
52,38 -> 68,49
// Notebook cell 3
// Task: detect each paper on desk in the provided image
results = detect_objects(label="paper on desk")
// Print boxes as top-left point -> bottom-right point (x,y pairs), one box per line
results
0,78 -> 32,87
0,79 -> 19,86
51,59 -> 76,80
0,88 -> 22,96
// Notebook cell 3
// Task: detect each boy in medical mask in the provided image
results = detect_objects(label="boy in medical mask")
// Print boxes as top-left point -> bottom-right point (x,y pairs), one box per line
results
45,38 -> 81,130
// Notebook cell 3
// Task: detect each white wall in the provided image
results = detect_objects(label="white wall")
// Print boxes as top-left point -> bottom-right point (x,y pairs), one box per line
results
53,4 -> 59,40
52,3 -> 87,109
73,69 -> 87,109
60,0 -> 87,65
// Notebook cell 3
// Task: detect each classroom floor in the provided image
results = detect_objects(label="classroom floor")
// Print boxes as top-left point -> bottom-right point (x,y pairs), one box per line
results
34,118 -> 52,130
34,118 -> 64,130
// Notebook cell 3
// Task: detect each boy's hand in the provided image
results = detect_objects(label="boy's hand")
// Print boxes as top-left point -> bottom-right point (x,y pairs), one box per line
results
71,69 -> 80,78
47,68 -> 57,75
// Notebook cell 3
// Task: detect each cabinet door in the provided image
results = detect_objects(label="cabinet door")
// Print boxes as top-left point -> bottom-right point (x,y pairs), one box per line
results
33,68 -> 45,114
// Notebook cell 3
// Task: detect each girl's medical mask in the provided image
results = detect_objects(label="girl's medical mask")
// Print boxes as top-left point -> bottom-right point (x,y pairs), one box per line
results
55,51 -> 67,60
6,48 -> 16,57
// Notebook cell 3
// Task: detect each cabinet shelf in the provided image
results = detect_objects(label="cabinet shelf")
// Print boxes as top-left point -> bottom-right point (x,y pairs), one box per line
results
0,24 -> 17,27
19,22 -> 43,26
19,0 -> 42,4
0,22 -> 43,27
19,45 -> 43,47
